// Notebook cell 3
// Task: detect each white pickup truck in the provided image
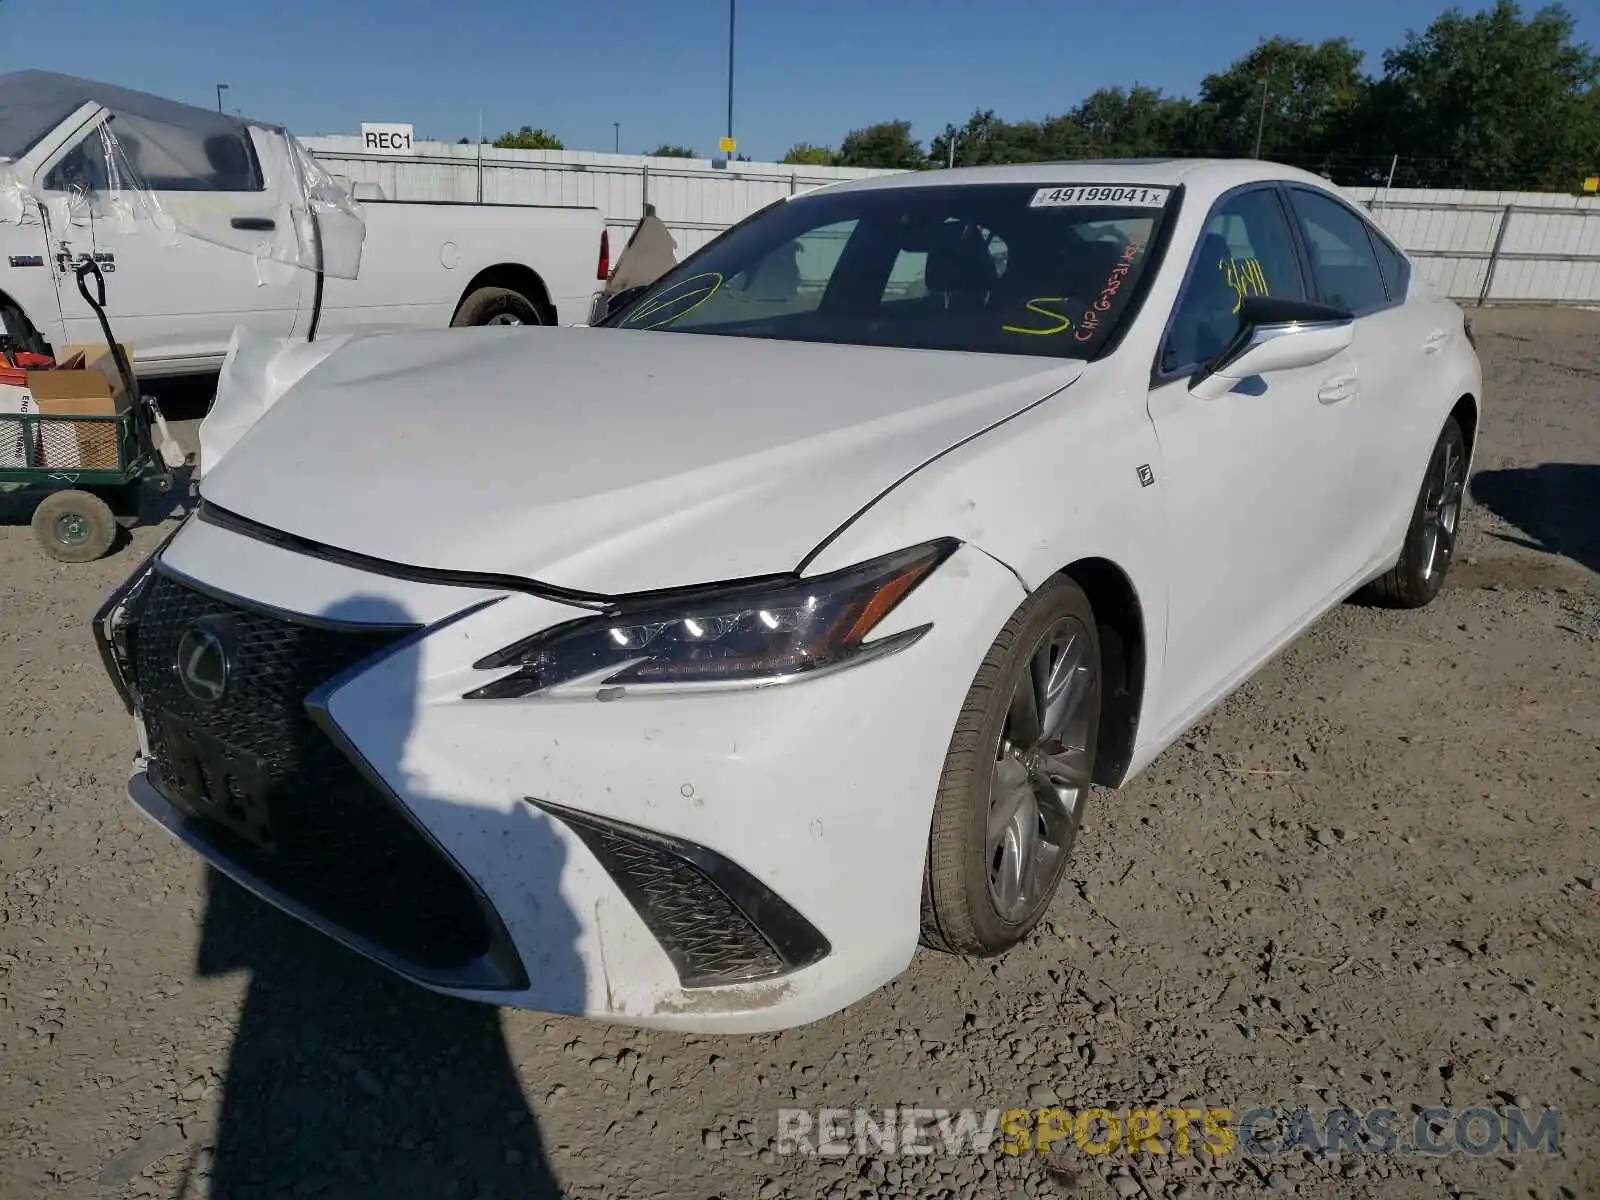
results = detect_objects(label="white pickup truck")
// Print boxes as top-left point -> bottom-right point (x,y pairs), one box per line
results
0,71 -> 608,377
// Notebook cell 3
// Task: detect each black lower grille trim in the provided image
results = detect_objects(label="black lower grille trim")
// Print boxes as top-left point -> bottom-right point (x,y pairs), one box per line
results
536,800 -> 830,988
129,567 -> 524,988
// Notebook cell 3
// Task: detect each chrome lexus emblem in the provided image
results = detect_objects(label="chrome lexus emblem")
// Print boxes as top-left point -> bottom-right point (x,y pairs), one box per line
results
176,617 -> 232,705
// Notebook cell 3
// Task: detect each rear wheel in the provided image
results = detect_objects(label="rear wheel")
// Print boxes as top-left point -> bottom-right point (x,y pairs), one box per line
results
1364,416 -> 1467,608
1,292 -> 51,358
921,576 -> 1102,956
451,287 -> 543,328
32,489 -> 117,563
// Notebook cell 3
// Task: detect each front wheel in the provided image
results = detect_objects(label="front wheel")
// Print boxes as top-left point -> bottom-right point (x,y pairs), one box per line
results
1363,416 -> 1467,608
921,576 -> 1102,956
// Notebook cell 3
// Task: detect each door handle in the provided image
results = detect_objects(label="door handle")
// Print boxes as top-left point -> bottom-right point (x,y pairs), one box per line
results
230,217 -> 276,232
1317,375 -> 1358,405
1423,329 -> 1449,354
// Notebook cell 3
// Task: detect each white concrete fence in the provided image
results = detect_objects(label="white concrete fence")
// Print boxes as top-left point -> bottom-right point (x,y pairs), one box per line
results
302,137 -> 1600,307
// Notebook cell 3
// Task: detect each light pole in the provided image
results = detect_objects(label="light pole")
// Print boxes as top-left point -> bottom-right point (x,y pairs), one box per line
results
725,0 -> 735,156
614,122 -> 621,154
1252,76 -> 1269,159
215,82 -> 229,114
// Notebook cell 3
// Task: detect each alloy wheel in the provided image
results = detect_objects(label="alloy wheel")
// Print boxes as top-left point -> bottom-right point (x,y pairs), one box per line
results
985,616 -> 1096,924
1420,435 -> 1465,580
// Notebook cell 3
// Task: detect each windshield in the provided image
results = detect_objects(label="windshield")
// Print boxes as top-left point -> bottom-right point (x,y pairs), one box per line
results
604,182 -> 1178,358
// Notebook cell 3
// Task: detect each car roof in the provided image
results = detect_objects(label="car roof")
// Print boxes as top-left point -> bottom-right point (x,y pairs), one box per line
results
811,158 -> 1339,200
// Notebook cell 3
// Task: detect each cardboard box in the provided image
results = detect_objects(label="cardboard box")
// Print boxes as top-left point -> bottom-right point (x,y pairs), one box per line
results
53,344 -> 137,410
2,345 -> 134,471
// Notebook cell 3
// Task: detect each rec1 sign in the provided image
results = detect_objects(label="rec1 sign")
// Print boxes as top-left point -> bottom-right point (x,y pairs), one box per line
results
360,123 -> 415,155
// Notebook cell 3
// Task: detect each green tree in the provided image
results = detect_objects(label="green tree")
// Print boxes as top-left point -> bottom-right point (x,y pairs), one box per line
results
493,126 -> 564,150
782,142 -> 836,166
1073,85 -> 1201,157
837,120 -> 926,170
1366,0 -> 1600,188
928,109 -> 1068,167
649,144 -> 698,158
1197,37 -> 1369,167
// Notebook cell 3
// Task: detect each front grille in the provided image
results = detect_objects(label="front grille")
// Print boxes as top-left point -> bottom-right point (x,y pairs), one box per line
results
541,801 -> 830,988
130,570 -> 498,975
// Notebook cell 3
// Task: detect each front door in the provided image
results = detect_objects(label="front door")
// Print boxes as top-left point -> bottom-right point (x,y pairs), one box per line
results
35,117 -> 305,372
1146,185 -> 1362,729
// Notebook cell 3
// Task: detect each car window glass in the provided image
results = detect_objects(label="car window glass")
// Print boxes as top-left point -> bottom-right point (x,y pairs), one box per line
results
655,220 -> 858,323
46,116 -> 261,194
611,183 -> 1174,360
1288,190 -> 1389,314
1368,229 -> 1409,301
883,226 -> 1007,302
42,129 -> 111,193
1162,189 -> 1305,374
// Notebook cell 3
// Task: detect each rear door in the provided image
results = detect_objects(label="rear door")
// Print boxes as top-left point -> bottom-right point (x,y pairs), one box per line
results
1283,186 -> 1439,561
35,116 -> 304,373
1145,184 -> 1362,728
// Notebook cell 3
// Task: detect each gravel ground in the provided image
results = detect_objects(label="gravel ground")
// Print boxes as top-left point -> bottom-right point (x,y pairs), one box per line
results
1,309 -> 1596,1200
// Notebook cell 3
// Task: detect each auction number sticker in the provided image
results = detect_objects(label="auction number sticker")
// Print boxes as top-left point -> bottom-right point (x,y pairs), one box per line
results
1029,185 -> 1171,208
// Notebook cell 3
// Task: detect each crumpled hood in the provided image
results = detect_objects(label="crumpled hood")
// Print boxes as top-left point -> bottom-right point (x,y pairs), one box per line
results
198,325 -> 1083,596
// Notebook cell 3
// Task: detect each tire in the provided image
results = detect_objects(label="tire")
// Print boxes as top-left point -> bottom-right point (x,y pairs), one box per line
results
1363,416 -> 1467,609
31,490 -> 117,563
451,287 -> 543,328
1,293 -> 51,358
921,576 -> 1102,956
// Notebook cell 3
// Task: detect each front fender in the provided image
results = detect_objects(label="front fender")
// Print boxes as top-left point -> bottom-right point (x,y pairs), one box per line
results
803,378 -> 1169,742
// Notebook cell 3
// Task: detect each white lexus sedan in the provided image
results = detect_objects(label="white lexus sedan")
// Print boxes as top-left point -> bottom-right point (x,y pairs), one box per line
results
96,160 -> 1481,1031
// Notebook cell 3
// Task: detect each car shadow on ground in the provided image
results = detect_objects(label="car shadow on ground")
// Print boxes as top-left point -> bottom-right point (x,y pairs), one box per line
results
186,875 -> 569,1199
173,594 -> 582,1199
1470,463 -> 1600,576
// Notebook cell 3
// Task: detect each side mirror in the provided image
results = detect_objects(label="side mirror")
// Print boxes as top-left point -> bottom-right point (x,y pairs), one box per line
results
1190,296 -> 1354,400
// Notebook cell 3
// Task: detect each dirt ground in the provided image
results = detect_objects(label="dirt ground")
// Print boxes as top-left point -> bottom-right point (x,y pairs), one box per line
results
0,309 -> 1596,1200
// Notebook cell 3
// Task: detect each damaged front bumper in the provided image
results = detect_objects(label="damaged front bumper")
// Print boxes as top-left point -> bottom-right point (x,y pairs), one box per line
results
102,513 -> 1026,1031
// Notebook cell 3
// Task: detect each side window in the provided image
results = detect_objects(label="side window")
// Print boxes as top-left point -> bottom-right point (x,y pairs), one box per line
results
884,227 -> 1006,302
45,118 -> 262,194
1368,229 -> 1410,302
1287,189 -> 1389,314
1162,189 -> 1306,374
42,130 -> 110,194
885,249 -> 930,301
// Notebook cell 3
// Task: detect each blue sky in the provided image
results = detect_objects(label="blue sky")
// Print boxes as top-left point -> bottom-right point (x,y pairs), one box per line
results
8,0 -> 1596,159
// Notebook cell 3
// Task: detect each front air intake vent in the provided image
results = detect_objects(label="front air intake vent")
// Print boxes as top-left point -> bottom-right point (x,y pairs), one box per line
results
535,801 -> 830,989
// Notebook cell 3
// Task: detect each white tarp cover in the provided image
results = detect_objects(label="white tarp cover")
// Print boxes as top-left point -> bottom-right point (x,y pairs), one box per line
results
0,70 -> 364,279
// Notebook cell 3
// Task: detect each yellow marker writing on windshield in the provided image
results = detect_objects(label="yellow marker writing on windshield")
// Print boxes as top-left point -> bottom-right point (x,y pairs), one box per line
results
1002,297 -> 1073,336
624,272 -> 726,330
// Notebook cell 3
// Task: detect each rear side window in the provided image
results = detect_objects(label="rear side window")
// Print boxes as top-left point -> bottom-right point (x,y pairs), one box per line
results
1162,188 -> 1305,374
1368,229 -> 1410,302
1287,189 -> 1390,315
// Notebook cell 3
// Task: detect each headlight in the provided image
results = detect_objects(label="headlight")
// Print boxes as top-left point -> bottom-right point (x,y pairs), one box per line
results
466,538 -> 958,699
